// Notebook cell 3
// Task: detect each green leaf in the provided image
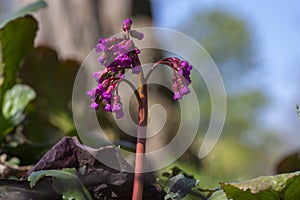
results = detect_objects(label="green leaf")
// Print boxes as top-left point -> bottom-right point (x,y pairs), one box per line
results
0,16 -> 38,134
220,171 -> 300,200
2,84 -> 36,123
0,83 -> 36,142
28,168 -> 93,200
165,174 -> 198,200
0,16 -> 38,106
0,0 -> 47,28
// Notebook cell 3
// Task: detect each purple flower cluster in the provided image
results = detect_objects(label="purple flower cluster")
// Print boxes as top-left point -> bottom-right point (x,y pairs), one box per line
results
87,18 -> 193,119
87,19 -> 143,118
156,57 -> 192,100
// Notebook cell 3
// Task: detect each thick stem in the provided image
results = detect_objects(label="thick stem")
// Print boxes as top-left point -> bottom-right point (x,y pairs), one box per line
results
132,55 -> 148,200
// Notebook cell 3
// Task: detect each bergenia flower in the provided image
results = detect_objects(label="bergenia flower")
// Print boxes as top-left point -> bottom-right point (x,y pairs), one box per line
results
87,18 -> 143,118
154,57 -> 192,100
87,18 -> 193,119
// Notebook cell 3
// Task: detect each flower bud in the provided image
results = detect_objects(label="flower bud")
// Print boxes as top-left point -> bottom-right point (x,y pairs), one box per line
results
122,18 -> 132,31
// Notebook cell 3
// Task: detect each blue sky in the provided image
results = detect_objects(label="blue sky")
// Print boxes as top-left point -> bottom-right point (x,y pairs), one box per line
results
152,0 -> 300,149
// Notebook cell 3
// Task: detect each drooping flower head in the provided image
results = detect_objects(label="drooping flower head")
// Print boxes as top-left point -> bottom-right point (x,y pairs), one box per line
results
154,57 -> 193,100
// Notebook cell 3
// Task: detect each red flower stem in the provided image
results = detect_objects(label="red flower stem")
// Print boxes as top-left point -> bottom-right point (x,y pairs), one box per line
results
132,55 -> 148,200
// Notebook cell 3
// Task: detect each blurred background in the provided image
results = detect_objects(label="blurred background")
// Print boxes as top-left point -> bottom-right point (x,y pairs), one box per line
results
0,0 -> 300,197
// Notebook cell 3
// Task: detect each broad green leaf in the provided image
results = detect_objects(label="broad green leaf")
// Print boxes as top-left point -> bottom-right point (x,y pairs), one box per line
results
0,0 -> 47,28
28,168 -> 93,200
2,84 -> 36,123
220,171 -> 300,200
0,16 -> 38,106
0,83 -> 36,139
165,174 -> 198,200
0,16 -> 37,135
